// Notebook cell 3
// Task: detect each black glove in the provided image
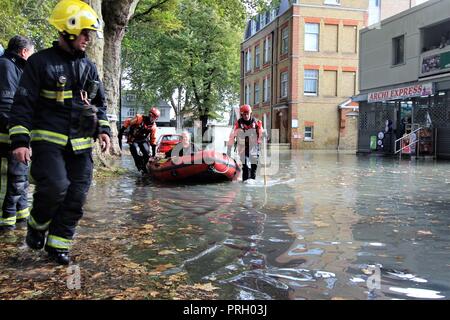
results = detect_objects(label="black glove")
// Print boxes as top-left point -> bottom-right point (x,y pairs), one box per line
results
227,145 -> 232,157
79,104 -> 98,137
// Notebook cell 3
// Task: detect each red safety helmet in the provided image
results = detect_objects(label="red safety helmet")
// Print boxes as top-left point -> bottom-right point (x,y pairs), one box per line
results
149,107 -> 160,119
240,104 -> 252,114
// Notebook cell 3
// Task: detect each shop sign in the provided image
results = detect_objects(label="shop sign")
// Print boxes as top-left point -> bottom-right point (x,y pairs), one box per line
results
368,83 -> 433,103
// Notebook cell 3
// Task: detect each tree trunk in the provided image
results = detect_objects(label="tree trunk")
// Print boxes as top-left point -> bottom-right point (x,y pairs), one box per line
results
100,0 -> 140,157
83,0 -> 109,166
176,86 -> 183,132
85,0 -> 104,78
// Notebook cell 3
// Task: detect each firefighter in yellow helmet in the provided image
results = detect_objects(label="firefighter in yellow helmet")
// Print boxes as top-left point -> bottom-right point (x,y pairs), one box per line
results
8,0 -> 111,265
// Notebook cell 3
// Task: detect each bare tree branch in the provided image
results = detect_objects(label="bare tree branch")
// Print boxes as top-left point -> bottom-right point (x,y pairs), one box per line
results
131,0 -> 170,21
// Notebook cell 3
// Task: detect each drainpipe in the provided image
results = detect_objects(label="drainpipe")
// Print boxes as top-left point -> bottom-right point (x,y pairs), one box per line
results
271,15 -> 279,144
337,107 -> 341,151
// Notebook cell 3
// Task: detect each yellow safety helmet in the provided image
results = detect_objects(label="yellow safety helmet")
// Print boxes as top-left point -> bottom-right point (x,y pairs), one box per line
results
48,0 -> 103,40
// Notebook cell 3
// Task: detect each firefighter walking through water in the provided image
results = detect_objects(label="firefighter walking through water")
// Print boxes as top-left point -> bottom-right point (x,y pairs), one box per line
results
118,107 -> 160,173
8,0 -> 111,264
227,105 -> 263,181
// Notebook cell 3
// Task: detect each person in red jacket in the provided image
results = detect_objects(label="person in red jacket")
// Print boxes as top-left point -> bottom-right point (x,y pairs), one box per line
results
120,107 -> 159,173
227,104 -> 263,181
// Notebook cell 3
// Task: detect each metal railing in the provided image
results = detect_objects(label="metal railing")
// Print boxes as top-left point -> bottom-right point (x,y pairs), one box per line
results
395,127 -> 422,159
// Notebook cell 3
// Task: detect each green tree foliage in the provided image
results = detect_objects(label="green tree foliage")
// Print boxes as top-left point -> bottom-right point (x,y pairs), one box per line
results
123,0 -> 246,127
0,0 -> 58,50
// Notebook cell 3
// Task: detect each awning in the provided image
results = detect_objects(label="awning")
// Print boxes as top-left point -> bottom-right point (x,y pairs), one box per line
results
351,93 -> 368,102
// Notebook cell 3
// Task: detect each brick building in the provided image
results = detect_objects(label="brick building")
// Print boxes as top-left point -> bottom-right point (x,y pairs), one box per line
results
241,0 -> 427,149
241,0 -> 368,149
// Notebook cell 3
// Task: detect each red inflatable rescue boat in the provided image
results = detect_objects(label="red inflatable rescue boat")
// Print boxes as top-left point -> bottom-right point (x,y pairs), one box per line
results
147,150 -> 241,183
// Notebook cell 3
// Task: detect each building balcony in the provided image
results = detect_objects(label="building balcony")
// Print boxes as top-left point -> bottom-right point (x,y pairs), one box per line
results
419,45 -> 450,78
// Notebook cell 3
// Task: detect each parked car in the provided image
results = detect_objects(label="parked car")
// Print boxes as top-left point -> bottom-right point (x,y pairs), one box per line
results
156,134 -> 183,154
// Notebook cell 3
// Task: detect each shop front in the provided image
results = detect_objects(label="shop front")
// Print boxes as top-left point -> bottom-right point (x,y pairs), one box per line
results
356,81 -> 450,158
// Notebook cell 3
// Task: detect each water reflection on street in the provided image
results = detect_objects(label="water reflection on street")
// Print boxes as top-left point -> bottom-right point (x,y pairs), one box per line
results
85,150 -> 450,300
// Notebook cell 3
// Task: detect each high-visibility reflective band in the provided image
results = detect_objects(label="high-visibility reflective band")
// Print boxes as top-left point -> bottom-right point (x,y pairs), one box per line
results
71,137 -> 93,151
47,235 -> 72,250
28,215 -> 51,231
16,208 -> 30,220
40,89 -> 73,100
0,216 -> 16,226
0,133 -> 10,144
31,130 -> 68,146
98,120 -> 110,128
9,125 -> 30,136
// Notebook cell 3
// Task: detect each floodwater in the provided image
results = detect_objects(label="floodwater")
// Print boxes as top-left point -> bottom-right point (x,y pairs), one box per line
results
85,150 -> 450,300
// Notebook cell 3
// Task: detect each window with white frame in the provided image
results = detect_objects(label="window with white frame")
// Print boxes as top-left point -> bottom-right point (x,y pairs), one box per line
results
126,94 -> 136,102
251,20 -> 256,35
304,126 -> 314,140
263,37 -> 271,64
324,0 -> 340,5
127,107 -> 136,117
263,77 -> 270,102
245,83 -> 251,105
159,109 -> 167,118
245,49 -> 252,72
304,69 -> 318,95
281,27 -> 289,55
260,13 -> 266,28
280,71 -> 288,98
255,45 -> 260,69
305,23 -> 319,52
254,82 -> 260,104
270,9 -> 276,21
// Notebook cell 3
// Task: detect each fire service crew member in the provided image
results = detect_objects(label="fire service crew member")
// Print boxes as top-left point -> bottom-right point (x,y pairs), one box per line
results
0,35 -> 34,231
118,107 -> 160,173
8,0 -> 111,265
227,104 -> 263,181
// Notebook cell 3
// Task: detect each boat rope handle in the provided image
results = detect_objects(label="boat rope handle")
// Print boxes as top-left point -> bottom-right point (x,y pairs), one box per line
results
210,154 -> 230,174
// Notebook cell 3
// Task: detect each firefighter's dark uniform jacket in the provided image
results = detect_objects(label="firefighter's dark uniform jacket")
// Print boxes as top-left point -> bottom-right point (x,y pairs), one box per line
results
8,42 -> 111,250
0,50 -> 30,226
9,42 -> 111,152
0,50 -> 27,149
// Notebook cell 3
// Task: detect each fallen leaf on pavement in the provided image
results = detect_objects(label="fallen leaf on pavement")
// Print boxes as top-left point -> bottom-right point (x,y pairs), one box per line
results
158,250 -> 177,256
192,283 -> 219,292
